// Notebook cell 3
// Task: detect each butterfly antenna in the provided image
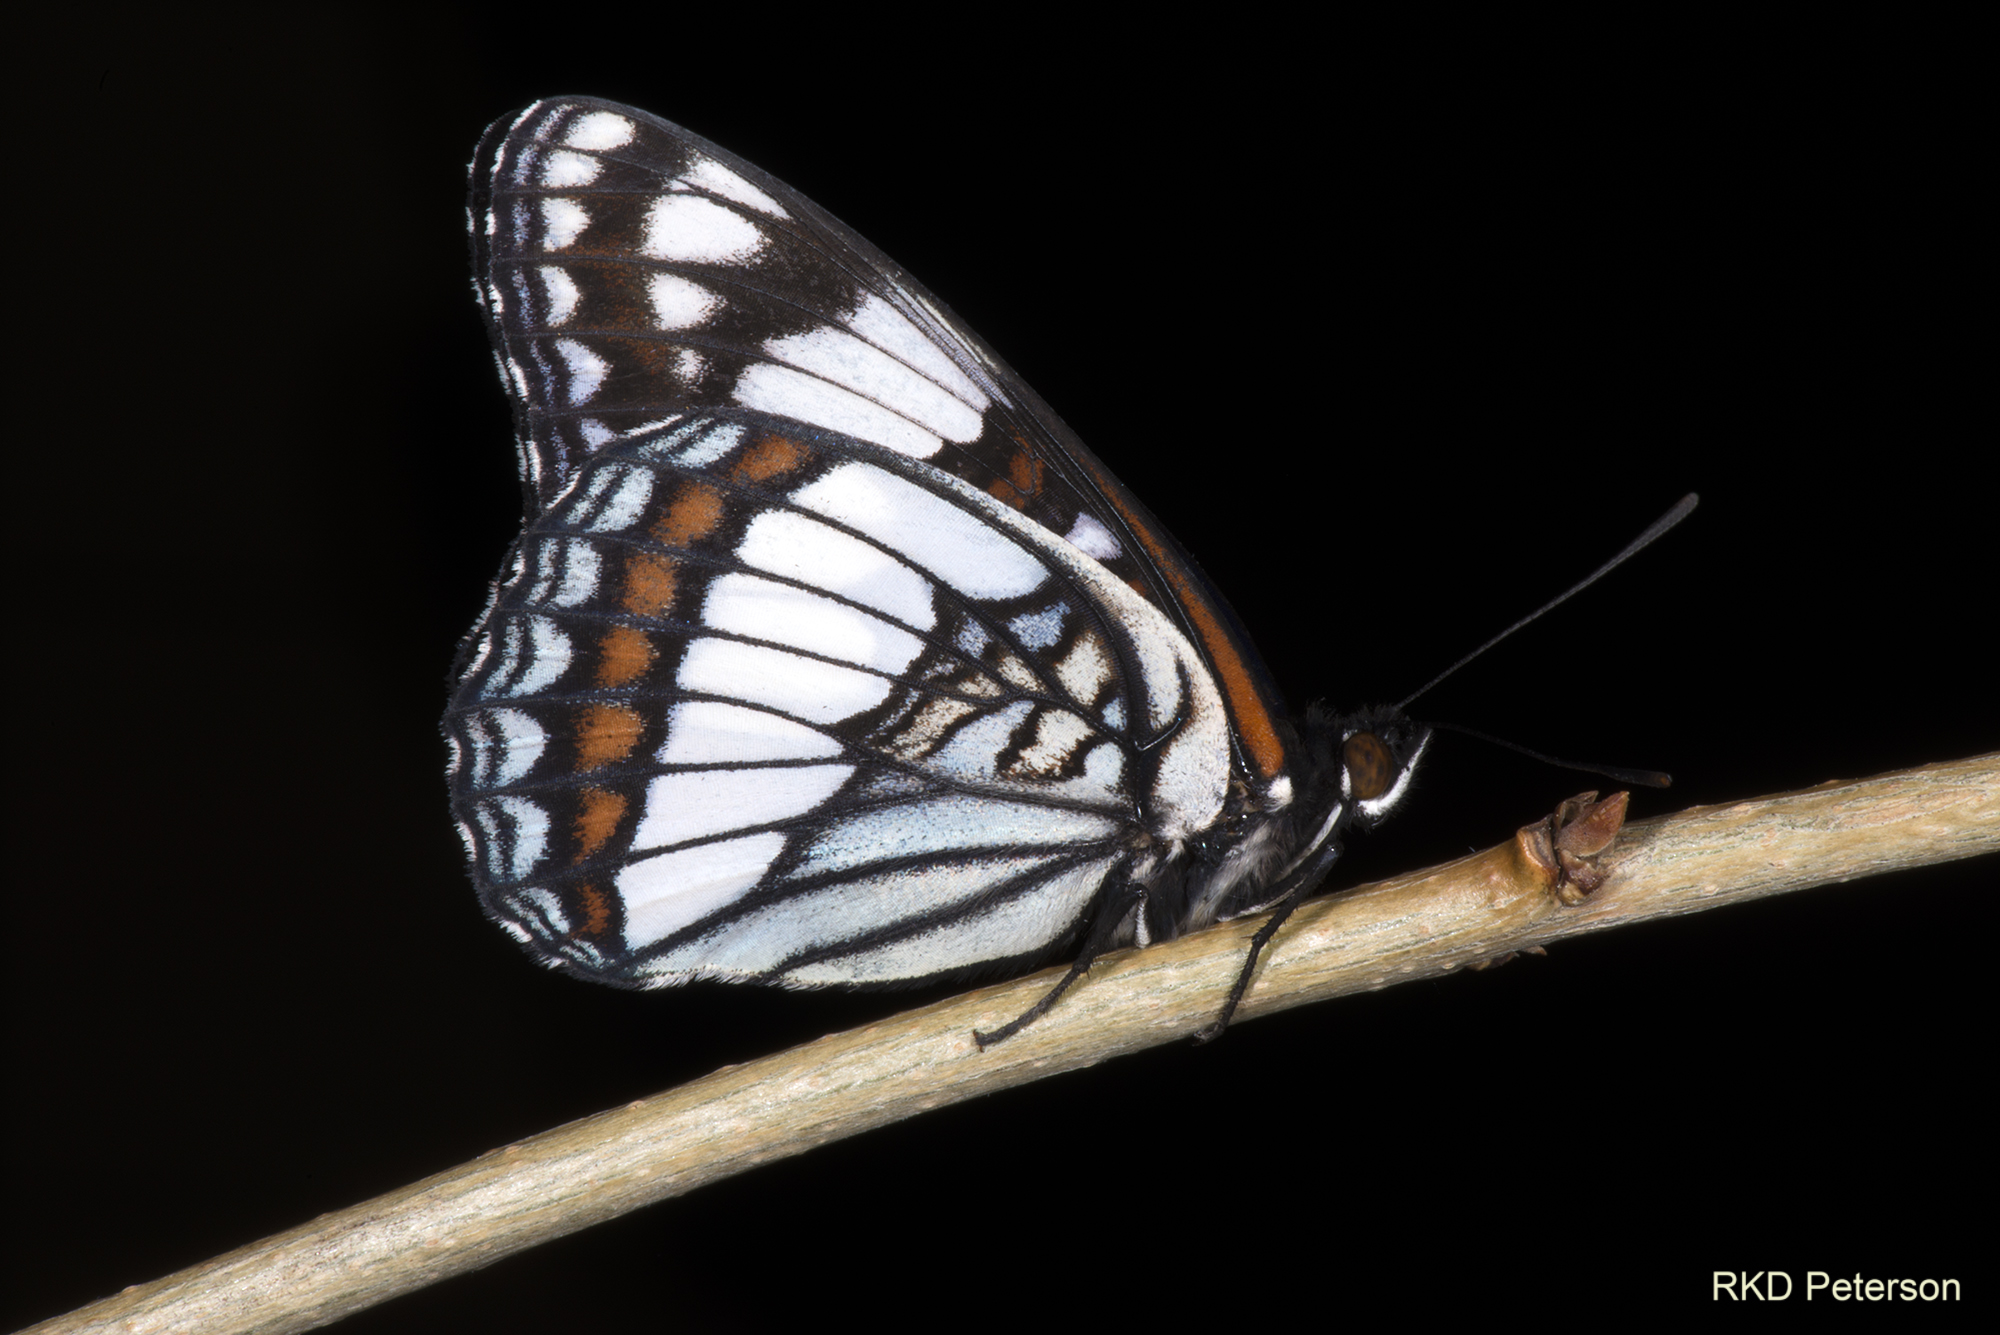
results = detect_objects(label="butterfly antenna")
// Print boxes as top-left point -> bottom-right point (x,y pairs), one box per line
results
1429,721 -> 1674,788
1397,494 -> 1700,712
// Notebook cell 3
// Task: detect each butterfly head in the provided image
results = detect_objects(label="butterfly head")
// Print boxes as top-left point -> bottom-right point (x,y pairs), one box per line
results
1302,704 -> 1432,828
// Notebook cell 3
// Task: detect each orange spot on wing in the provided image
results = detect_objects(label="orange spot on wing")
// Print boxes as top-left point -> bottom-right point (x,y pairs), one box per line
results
1010,449 -> 1042,493
986,443 -> 1045,511
621,550 -> 678,616
654,480 -> 723,547
732,432 -> 806,483
596,624 -> 656,687
575,703 -> 643,771
574,882 -> 614,937
572,787 -> 629,861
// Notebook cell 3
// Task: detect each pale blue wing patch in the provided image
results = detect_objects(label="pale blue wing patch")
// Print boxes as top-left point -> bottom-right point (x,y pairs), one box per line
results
677,639 -> 895,726
734,509 -> 938,629
629,764 -> 855,852
649,850 -> 1074,976
780,855 -> 1124,985
784,796 -> 1124,879
657,701 -> 844,765
789,462 -> 1049,600
617,833 -> 790,951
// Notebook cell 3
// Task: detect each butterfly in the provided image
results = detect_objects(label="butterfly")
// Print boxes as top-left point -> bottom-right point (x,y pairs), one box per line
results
444,97 -> 1431,1044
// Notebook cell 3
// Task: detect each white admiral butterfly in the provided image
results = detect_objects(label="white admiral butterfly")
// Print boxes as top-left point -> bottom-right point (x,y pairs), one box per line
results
445,97 -> 1436,1043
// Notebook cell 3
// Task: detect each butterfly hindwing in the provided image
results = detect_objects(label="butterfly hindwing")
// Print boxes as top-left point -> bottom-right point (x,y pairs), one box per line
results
445,401 -> 1233,987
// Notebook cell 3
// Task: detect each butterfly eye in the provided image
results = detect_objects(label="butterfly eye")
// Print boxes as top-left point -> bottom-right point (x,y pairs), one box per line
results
1343,732 -> 1395,801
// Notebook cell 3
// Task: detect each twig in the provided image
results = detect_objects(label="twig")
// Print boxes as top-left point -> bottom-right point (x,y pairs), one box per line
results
27,753 -> 1996,1335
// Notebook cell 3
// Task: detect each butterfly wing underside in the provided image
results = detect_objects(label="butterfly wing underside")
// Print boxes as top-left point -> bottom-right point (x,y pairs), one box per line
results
446,99 -> 1284,989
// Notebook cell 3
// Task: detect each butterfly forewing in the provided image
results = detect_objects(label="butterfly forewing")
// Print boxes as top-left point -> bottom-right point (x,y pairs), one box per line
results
469,99 -> 1294,779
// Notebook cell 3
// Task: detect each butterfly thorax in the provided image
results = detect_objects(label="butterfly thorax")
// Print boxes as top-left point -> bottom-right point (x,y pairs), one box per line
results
1128,704 -> 1430,946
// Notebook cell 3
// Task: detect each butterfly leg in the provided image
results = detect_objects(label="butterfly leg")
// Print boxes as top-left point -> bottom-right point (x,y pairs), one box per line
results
973,888 -> 1148,1050
1192,882 -> 1314,1044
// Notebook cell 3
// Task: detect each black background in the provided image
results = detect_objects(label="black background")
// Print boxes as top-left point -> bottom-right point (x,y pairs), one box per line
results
12,15 -> 1990,1329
